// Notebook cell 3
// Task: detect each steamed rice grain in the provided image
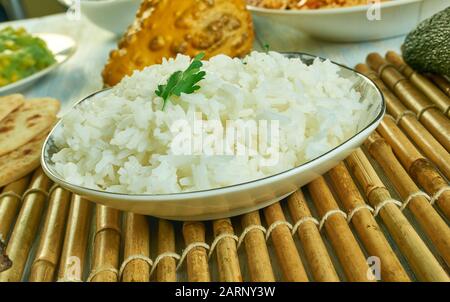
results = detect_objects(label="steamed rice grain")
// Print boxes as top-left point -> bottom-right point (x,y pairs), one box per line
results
52,51 -> 369,194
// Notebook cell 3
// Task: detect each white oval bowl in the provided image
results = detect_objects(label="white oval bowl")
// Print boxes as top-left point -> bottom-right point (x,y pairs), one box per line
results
80,0 -> 141,35
248,0 -> 425,42
41,53 -> 385,221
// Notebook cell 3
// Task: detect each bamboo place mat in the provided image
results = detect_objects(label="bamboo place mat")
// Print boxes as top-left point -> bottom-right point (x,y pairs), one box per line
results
0,52 -> 449,282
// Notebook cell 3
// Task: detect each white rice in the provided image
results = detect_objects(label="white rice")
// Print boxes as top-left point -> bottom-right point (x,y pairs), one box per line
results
52,51 -> 368,194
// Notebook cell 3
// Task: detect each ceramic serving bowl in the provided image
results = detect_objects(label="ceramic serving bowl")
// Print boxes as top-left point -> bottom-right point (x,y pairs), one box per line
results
248,0 -> 432,42
59,0 -> 141,35
41,52 -> 385,221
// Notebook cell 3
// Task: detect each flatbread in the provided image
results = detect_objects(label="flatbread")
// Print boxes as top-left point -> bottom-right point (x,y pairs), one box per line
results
0,98 -> 59,156
0,129 -> 50,187
0,94 -> 25,122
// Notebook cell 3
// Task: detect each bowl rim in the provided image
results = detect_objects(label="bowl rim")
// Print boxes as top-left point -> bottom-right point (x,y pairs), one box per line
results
247,0 -> 423,15
41,51 -> 385,200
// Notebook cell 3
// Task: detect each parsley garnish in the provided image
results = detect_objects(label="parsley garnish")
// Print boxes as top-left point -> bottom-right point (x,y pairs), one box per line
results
155,53 -> 206,110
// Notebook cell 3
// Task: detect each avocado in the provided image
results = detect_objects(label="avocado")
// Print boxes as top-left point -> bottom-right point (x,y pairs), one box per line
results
402,7 -> 450,77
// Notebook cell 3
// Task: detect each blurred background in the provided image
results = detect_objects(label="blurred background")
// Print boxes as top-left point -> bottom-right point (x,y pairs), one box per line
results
0,0 -> 65,21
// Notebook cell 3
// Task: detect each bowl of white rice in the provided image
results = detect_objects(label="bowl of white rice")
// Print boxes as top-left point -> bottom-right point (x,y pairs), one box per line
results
41,51 -> 384,220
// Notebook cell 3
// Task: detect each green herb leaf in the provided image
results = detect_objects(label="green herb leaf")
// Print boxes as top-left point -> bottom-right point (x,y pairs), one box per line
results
263,43 -> 270,53
155,53 -> 206,110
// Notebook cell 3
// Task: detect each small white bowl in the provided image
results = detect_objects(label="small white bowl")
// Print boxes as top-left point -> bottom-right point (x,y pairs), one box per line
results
41,53 -> 385,221
248,0 -> 425,42
75,0 -> 141,35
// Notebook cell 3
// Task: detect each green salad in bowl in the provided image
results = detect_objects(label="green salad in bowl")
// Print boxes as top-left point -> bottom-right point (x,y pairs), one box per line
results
0,27 -> 56,87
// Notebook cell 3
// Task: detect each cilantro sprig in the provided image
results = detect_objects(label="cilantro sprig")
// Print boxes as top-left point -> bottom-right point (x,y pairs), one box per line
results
155,53 -> 206,110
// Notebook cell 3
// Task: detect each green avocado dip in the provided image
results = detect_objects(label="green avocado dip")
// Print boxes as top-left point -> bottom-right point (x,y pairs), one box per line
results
0,27 -> 56,87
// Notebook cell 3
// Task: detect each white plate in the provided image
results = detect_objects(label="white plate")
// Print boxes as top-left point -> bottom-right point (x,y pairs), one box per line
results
248,0 -> 431,42
41,53 -> 385,221
0,33 -> 77,96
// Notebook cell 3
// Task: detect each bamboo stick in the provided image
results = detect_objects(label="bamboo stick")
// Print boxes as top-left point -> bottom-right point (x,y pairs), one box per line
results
427,74 -> 450,98
346,149 -> 449,281
365,132 -> 450,266
287,190 -> 339,282
182,222 -> 210,282
0,169 -> 51,282
366,53 -> 450,151
29,187 -> 71,282
58,195 -> 92,282
240,211 -> 275,282
156,219 -> 177,282
121,213 -> 150,282
377,117 -> 450,218
263,203 -> 308,282
308,177 -> 374,282
328,163 -> 410,282
0,177 -> 30,243
212,219 -> 242,282
355,63 -> 450,179
385,51 -> 450,117
89,206 -> 121,282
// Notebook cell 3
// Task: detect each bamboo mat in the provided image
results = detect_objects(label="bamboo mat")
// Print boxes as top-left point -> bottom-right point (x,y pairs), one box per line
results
0,52 -> 449,282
